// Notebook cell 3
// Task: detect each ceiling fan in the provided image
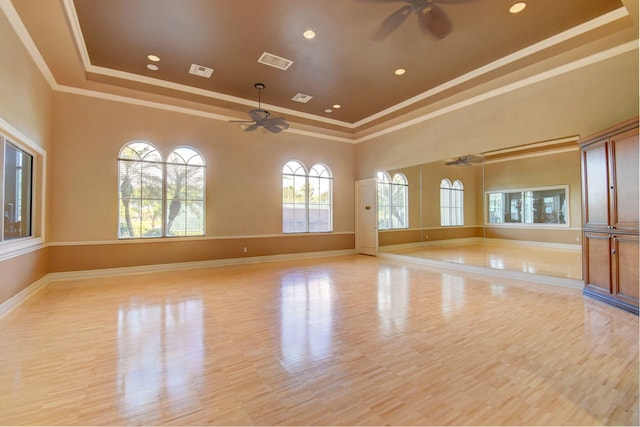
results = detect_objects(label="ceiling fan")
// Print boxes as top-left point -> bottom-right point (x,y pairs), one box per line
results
445,154 -> 483,166
230,83 -> 289,133
362,0 -> 472,40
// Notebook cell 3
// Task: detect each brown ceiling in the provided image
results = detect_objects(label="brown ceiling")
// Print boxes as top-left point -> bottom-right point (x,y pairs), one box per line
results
8,0 -> 638,136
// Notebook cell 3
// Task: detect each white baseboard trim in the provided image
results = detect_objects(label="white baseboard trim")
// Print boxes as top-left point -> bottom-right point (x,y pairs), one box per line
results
46,249 -> 357,282
0,249 -> 357,319
0,274 -> 50,319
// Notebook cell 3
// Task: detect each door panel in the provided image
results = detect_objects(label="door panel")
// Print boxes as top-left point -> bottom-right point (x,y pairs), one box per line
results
355,179 -> 378,256
584,232 -> 612,294
582,140 -> 610,229
610,128 -> 639,231
613,234 -> 639,304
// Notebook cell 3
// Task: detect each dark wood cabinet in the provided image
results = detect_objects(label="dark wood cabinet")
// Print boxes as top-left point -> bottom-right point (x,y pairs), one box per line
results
580,118 -> 639,315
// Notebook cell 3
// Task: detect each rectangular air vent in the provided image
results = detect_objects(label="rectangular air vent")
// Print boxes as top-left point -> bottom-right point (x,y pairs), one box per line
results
291,93 -> 313,103
257,52 -> 293,71
189,64 -> 214,78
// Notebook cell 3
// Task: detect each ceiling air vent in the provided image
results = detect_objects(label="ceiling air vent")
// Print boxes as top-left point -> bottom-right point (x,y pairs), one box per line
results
257,52 -> 293,71
291,93 -> 313,103
189,64 -> 214,78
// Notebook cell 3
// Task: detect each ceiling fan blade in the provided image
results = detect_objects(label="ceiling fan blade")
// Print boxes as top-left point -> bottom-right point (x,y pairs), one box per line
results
433,0 -> 476,3
263,123 -> 285,133
420,4 -> 451,39
372,5 -> 412,40
229,120 -> 256,123
266,117 -> 289,127
243,123 -> 260,132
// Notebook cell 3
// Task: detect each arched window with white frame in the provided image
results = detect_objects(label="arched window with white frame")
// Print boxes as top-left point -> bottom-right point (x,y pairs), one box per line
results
308,164 -> 333,232
282,160 -> 308,233
118,141 -> 206,239
166,147 -> 206,236
440,178 -> 464,226
377,171 -> 408,230
282,161 -> 333,233
118,141 -> 164,238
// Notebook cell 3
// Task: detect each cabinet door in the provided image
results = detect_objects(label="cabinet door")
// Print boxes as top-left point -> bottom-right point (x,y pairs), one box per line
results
610,128 -> 639,231
583,231 -> 612,294
582,140 -> 610,229
613,234 -> 639,307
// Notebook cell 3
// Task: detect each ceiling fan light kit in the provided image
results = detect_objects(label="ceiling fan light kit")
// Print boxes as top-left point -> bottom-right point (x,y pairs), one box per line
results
229,83 -> 290,134
365,0 -> 472,41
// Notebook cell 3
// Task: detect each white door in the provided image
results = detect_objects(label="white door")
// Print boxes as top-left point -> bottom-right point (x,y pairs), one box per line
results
355,178 -> 378,256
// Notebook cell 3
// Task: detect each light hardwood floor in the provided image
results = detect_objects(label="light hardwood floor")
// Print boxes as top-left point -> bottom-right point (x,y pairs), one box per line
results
0,254 -> 637,425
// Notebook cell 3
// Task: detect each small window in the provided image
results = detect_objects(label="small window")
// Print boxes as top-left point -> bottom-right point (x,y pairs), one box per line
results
282,161 -> 333,233
486,186 -> 568,226
377,172 -> 408,230
3,140 -> 33,240
440,178 -> 464,226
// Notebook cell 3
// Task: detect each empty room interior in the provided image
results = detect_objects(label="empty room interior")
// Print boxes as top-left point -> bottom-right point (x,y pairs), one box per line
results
0,0 -> 638,425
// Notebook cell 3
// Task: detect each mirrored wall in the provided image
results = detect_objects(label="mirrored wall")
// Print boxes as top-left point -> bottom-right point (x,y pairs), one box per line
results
378,138 -> 583,281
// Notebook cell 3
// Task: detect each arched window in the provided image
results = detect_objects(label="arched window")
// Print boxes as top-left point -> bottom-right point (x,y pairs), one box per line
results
440,178 -> 464,226
377,171 -> 408,230
166,147 -> 206,236
282,161 -> 333,233
118,141 -> 205,238
308,164 -> 333,232
118,141 -> 164,238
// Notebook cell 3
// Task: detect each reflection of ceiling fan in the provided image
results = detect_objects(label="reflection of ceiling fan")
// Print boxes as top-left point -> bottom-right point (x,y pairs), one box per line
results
362,0 -> 473,40
445,154 -> 483,166
230,83 -> 289,133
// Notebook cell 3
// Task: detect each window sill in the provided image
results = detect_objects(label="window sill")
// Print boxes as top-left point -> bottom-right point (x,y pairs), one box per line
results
0,236 -> 45,262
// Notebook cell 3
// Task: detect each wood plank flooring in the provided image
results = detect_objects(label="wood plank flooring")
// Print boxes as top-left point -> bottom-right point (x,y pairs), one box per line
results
0,254 -> 637,425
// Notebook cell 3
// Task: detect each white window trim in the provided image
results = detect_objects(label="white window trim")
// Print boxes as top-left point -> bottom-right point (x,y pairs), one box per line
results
0,116 -> 46,260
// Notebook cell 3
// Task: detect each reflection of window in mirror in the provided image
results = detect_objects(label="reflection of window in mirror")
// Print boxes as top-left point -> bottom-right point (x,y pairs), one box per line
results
486,186 -> 568,226
440,178 -> 464,226
377,172 -> 408,230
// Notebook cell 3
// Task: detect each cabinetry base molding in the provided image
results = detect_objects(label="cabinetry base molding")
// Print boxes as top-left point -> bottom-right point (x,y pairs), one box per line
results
583,287 -> 639,315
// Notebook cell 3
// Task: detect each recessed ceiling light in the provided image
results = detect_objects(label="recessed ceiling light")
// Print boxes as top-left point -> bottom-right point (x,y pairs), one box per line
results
303,30 -> 316,39
333,104 -> 341,109
324,109 -> 333,113
147,54 -> 160,62
394,68 -> 406,76
146,64 -> 159,71
509,2 -> 526,13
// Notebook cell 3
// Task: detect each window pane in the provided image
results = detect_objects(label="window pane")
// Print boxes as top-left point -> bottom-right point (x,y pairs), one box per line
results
377,172 -> 391,229
4,142 -> 33,240
166,149 -> 205,237
308,166 -> 332,232
118,142 -> 164,239
140,199 -> 163,237
390,173 -> 408,229
283,162 -> 308,233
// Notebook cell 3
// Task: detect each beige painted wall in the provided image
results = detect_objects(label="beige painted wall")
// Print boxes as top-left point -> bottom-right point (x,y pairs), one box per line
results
0,10 -> 51,305
49,92 -> 356,243
0,11 -> 52,148
355,49 -> 639,179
